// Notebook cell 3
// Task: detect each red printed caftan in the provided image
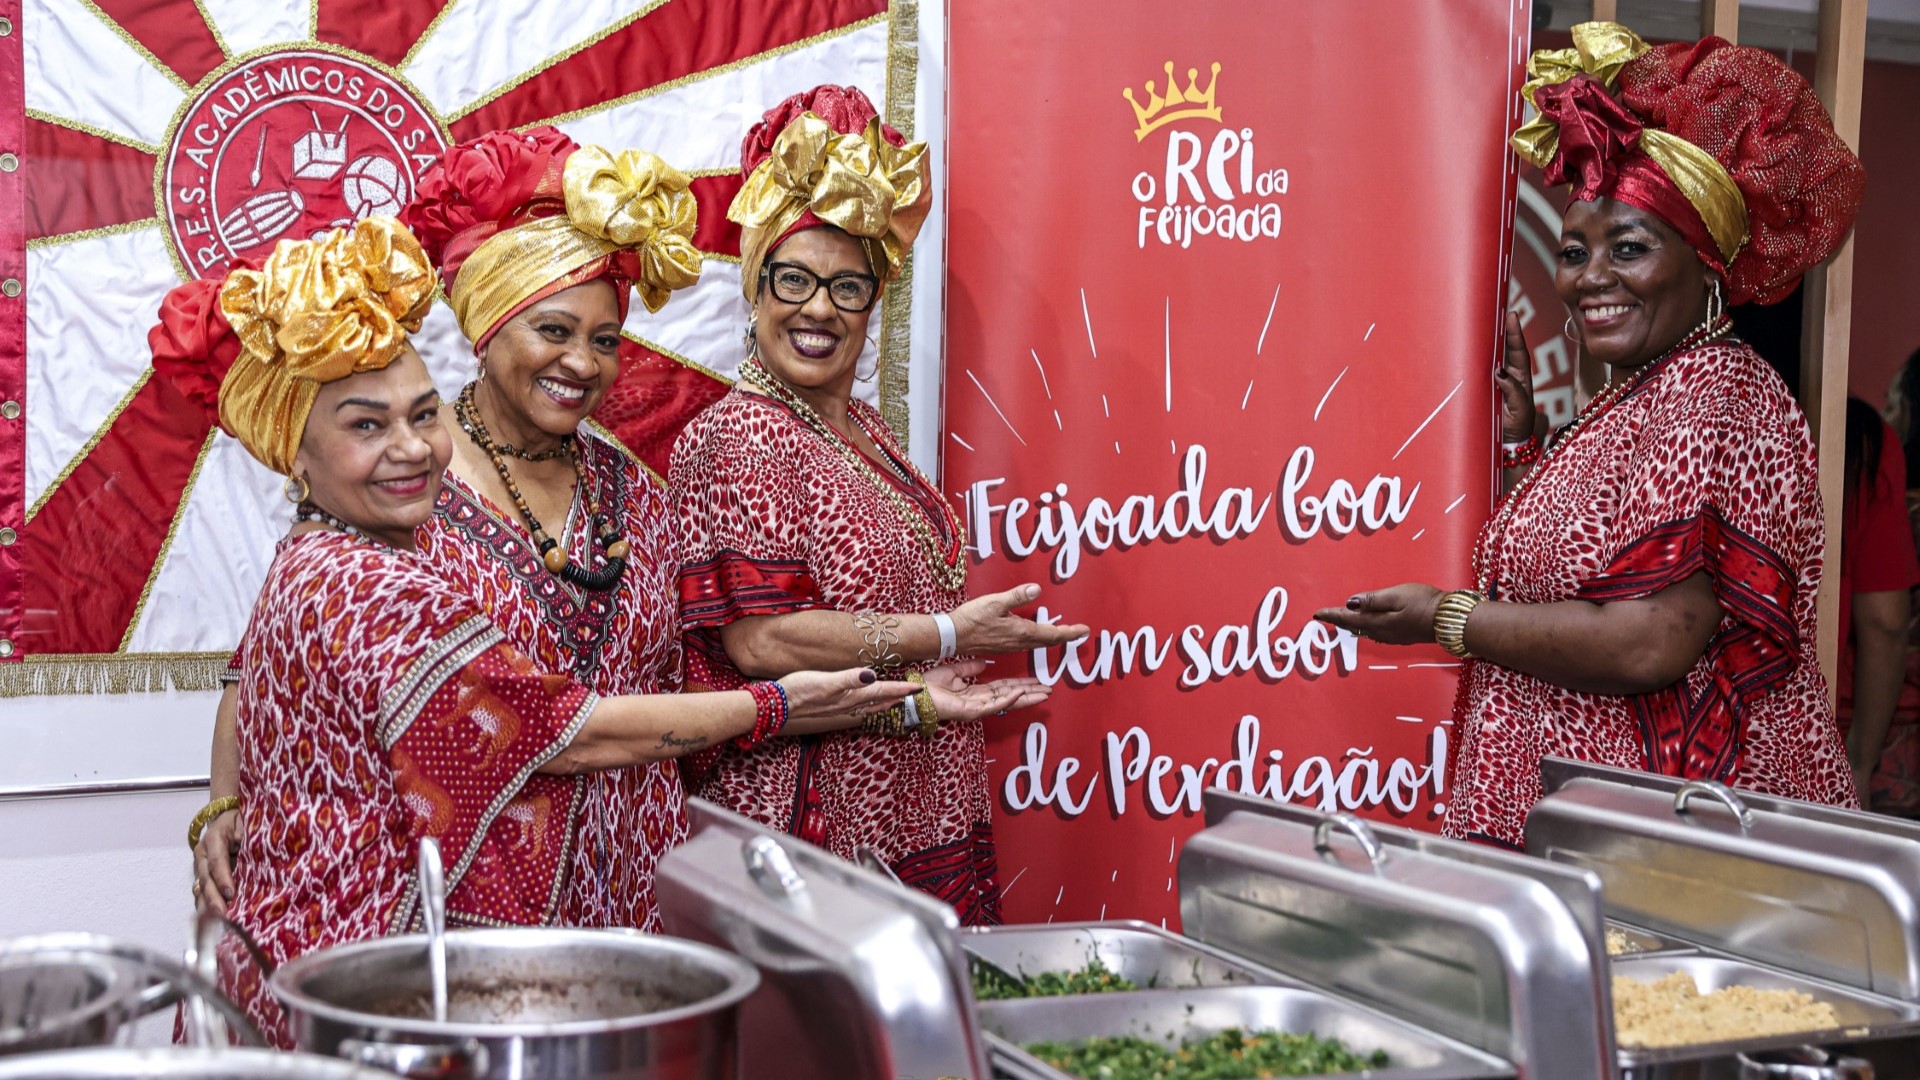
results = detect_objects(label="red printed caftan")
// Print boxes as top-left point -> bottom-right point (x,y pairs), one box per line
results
417,427 -> 686,931
1451,342 -> 1855,847
670,390 -> 1000,924
221,531 -> 597,1046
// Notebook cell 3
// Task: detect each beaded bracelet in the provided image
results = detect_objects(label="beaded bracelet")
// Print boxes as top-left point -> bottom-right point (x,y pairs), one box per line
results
737,681 -> 790,750
1499,436 -> 1543,469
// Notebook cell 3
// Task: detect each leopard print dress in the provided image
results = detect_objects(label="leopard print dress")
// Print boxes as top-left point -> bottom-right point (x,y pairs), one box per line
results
670,388 -> 1000,924
1450,341 -> 1855,847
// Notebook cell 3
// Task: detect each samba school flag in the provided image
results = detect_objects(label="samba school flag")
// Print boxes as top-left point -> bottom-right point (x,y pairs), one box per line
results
2,0 -> 930,692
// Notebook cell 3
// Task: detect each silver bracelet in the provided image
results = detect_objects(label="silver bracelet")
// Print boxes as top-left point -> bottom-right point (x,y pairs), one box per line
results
902,693 -> 922,730
932,612 -> 958,662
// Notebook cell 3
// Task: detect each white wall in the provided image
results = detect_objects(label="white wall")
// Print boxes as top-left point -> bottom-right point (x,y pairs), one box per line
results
0,785 -> 209,1044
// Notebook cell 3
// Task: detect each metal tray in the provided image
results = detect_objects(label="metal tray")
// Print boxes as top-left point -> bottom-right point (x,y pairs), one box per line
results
963,922 -> 1273,997
1610,955 -> 1920,1073
1527,777 -> 1920,1000
1606,921 -> 1699,961
981,986 -> 1514,1080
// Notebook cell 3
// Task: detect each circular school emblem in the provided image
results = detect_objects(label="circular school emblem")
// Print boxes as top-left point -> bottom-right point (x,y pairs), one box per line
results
159,48 -> 449,280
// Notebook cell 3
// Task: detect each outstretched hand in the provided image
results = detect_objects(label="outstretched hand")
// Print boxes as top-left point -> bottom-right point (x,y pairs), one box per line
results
951,584 -> 1090,655
922,659 -> 1053,721
1312,584 -> 1444,646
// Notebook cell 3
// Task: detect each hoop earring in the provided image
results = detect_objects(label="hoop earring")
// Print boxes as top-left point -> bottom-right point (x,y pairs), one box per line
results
1563,315 -> 1583,343
743,315 -> 761,361
282,473 -> 310,505
854,351 -> 878,384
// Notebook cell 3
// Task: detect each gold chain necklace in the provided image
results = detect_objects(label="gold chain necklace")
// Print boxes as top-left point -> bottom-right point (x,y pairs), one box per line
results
1475,316 -> 1732,596
737,358 -> 968,593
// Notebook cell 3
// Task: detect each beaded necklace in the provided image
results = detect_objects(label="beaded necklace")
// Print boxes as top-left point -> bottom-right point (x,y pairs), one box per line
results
294,503 -> 375,544
737,358 -> 968,593
453,382 -> 630,592
1475,315 -> 1733,597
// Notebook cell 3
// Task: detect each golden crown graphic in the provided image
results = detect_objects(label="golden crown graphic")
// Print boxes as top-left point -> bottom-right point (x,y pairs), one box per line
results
1123,61 -> 1222,142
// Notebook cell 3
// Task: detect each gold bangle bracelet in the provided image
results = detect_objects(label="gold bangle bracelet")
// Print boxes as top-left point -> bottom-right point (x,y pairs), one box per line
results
1432,590 -> 1486,659
906,670 -> 940,739
187,796 -> 241,850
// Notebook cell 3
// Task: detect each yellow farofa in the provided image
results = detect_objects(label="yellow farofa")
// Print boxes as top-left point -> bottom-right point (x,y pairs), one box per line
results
1612,972 -> 1840,1048
1605,927 -> 1637,957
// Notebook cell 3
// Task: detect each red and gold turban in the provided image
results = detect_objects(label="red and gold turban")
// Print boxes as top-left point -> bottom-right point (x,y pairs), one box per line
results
402,126 -> 702,352
148,216 -> 436,476
1512,22 -> 1865,305
731,85 -> 930,300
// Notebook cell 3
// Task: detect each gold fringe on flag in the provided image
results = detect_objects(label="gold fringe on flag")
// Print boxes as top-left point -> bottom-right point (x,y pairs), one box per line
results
879,0 -> 920,440
0,654 -> 232,698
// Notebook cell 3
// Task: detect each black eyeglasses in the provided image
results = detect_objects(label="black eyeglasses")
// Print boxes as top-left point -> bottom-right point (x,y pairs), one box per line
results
761,261 -> 880,313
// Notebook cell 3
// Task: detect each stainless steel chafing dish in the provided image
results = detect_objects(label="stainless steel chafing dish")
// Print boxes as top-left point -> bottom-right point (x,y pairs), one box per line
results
964,920 -> 1508,1080
1201,789 -> 1700,963
1527,774 -> 1920,999
656,798 -> 991,1080
1177,803 -> 1605,1078
1528,772 -> 1920,1076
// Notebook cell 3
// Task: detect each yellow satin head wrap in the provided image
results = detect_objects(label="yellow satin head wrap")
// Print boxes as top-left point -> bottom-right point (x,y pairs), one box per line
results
217,216 -> 436,476
1511,22 -> 1749,265
449,146 -> 703,344
730,113 -> 930,301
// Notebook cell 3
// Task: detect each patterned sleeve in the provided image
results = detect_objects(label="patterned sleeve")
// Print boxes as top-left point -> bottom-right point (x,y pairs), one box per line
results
362,562 -> 598,930
669,402 -> 827,665
1575,351 -> 1820,777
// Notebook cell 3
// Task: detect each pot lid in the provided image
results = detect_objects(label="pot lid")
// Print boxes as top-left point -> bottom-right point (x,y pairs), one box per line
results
656,799 -> 991,1080
1526,774 -> 1920,1000
1179,807 -> 1611,1080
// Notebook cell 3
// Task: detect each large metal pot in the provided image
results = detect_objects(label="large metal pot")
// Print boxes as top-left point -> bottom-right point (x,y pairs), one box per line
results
0,938 -> 145,1055
0,1046 -> 403,1078
0,932 -> 259,1055
271,928 -> 759,1080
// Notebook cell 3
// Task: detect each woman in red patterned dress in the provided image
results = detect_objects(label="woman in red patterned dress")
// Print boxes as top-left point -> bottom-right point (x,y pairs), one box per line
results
192,129 -> 710,930
670,86 -> 1083,924
1317,24 -> 1866,847
151,217 -> 920,1045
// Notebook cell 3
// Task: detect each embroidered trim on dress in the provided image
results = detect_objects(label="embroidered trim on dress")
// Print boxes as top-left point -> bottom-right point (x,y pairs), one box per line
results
376,617 -> 504,749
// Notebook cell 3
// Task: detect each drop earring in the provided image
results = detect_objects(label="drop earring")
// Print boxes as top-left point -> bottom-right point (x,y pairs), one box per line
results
743,315 -> 761,361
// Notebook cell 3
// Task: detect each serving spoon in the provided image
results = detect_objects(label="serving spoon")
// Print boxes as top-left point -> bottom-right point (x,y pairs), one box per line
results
417,838 -> 448,1024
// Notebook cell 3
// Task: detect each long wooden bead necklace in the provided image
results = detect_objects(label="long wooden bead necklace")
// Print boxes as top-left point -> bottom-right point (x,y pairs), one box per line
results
1474,315 -> 1733,598
737,357 -> 968,593
454,382 -> 630,592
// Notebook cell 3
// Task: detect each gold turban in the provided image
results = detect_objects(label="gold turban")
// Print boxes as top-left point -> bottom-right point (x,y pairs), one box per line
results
448,146 -> 703,345
1510,22 -> 1749,266
217,216 -> 436,476
730,113 -> 930,300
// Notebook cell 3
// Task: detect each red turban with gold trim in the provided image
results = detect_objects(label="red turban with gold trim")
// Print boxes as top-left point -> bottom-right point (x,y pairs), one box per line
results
402,125 -> 703,352
1513,23 -> 1865,305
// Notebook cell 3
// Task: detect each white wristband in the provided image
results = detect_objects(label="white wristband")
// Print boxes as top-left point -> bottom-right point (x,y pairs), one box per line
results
932,612 -> 958,662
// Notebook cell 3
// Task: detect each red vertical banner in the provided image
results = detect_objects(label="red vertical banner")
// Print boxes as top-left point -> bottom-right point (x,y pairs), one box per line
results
946,0 -> 1528,925
0,0 -> 22,663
